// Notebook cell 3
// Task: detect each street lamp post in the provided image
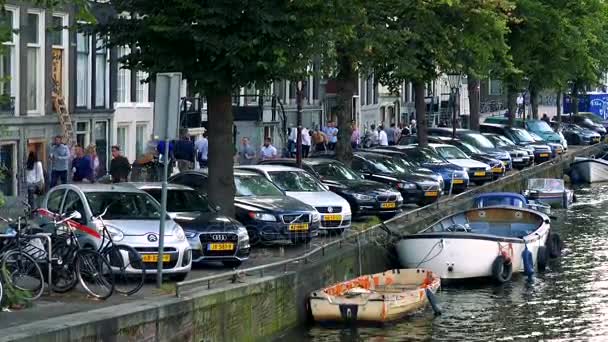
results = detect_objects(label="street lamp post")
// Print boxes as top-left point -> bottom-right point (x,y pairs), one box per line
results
447,74 -> 462,139
296,80 -> 303,168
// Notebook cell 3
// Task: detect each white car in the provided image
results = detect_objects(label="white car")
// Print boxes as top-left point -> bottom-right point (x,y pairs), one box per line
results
238,165 -> 352,233
426,143 -> 493,185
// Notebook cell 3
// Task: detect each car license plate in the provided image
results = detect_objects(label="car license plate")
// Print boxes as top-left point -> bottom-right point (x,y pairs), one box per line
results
289,223 -> 309,231
424,191 -> 438,197
492,167 -> 503,173
452,179 -> 464,184
593,137 -> 600,142
474,171 -> 486,177
208,243 -> 234,251
539,153 -> 549,157
502,161 -> 509,166
381,202 -> 396,209
142,254 -> 170,263
323,214 -> 342,221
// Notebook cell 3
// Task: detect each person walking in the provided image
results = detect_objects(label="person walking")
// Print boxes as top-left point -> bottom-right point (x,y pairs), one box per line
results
174,129 -> 195,172
238,137 -> 256,165
86,144 -> 100,181
325,122 -> 338,150
378,125 -> 389,146
25,152 -> 44,210
260,137 -> 278,160
195,131 -> 209,168
301,127 -> 311,158
49,135 -> 70,187
370,124 -> 379,147
72,145 -> 93,183
386,123 -> 396,145
287,127 -> 297,158
109,145 -> 131,183
312,128 -> 326,152
351,122 -> 361,149
394,124 -> 402,144
542,113 -> 551,124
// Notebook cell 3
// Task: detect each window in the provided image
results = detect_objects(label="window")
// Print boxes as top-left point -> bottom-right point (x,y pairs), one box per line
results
94,121 -> 108,173
63,191 -> 86,224
26,12 -> 42,112
76,122 -> 89,147
86,192 -> 161,220
234,174 -> 283,197
263,126 -> 275,140
134,71 -> 147,103
47,189 -> 65,213
267,171 -> 325,192
135,123 -> 146,157
76,32 -> 89,107
116,46 -> 129,103
145,189 -> 210,213
117,125 -> 128,151
95,36 -> 106,107
366,75 -> 373,106
50,16 -> 63,46
489,78 -> 502,96
0,9 -> 15,113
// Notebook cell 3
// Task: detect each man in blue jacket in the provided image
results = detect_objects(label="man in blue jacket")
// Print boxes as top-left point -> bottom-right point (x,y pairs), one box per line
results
72,145 -> 93,183
49,135 -> 70,187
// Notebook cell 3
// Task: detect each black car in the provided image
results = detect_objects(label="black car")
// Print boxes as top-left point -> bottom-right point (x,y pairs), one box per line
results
558,123 -> 602,145
426,128 -> 513,167
349,151 -> 443,206
258,158 -> 403,218
482,133 -> 533,169
479,123 -> 553,163
133,183 -> 249,268
169,169 -> 320,245
564,114 -> 607,136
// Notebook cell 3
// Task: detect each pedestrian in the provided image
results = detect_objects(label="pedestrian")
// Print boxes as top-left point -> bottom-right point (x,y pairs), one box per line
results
49,135 -> 70,187
238,137 -> 256,165
156,139 -> 174,176
301,127 -> 311,158
312,128 -> 326,152
370,124 -> 379,146
25,152 -> 44,210
410,119 -> 417,134
325,122 -> 338,150
394,124 -> 402,144
542,113 -> 550,124
386,123 -> 396,145
72,145 -> 93,183
195,131 -> 209,168
260,137 -> 278,160
109,145 -> 131,183
351,122 -> 361,149
86,144 -> 100,181
174,129 -> 195,172
378,125 -> 389,146
287,127 -> 296,157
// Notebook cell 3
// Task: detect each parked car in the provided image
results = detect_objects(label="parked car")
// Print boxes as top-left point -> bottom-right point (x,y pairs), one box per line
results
479,123 -> 553,163
258,158 -> 403,218
483,133 -> 533,169
40,184 -> 192,281
562,113 -> 607,136
484,117 -> 563,144
237,165 -> 352,234
425,143 -> 493,185
426,128 -> 513,167
377,146 -> 470,193
559,123 -> 602,145
528,131 -> 564,158
130,183 -> 249,268
169,169 -> 320,245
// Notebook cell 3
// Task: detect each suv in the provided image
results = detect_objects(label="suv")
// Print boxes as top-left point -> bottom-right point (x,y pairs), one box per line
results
479,123 -> 553,163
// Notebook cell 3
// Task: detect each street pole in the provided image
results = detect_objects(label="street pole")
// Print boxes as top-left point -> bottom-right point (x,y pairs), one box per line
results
296,80 -> 303,168
156,137 -> 169,288
451,89 -> 457,139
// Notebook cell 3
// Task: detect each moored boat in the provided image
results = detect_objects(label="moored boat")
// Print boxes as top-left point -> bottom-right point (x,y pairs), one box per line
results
473,192 -> 551,215
397,206 -> 561,282
309,269 -> 440,323
523,178 -> 574,208
569,155 -> 608,183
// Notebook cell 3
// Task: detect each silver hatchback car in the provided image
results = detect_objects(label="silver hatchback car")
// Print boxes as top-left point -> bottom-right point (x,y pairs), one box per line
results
39,184 -> 192,281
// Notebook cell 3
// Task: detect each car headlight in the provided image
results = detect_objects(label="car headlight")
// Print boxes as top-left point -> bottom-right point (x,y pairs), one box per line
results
172,225 -> 186,241
237,226 -> 248,238
352,193 -> 374,201
184,230 -> 197,239
396,193 -> 403,201
397,182 -> 417,190
485,166 -> 491,171
312,212 -> 321,222
248,212 -> 277,222
106,225 -> 124,242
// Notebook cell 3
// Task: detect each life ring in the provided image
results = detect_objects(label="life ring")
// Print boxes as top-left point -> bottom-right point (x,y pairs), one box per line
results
546,232 -> 563,258
492,255 -> 513,283
537,246 -> 548,272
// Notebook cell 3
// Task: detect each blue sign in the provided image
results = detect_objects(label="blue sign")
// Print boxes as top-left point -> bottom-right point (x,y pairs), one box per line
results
563,93 -> 608,120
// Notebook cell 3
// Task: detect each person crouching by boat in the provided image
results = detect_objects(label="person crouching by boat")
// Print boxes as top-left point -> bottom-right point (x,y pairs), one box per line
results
25,152 -> 44,210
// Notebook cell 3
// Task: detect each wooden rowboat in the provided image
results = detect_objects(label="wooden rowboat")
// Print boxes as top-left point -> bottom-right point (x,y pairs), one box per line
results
309,269 -> 440,323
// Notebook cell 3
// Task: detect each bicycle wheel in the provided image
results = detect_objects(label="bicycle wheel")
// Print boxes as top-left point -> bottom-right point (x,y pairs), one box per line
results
50,240 -> 78,293
75,249 -> 114,300
1,250 -> 45,301
102,245 -> 145,296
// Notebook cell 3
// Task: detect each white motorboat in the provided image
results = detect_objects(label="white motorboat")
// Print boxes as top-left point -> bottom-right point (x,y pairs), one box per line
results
396,206 -> 561,282
523,178 -> 574,209
569,154 -> 608,183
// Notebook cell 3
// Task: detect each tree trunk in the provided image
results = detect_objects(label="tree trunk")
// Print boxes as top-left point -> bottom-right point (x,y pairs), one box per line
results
571,82 -> 579,117
207,91 -> 235,217
556,90 -> 562,128
530,85 -> 539,119
468,75 -> 480,131
414,80 -> 428,146
506,84 -> 517,127
335,47 -> 355,166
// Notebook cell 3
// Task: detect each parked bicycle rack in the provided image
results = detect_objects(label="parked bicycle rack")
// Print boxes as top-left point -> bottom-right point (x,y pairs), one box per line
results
0,233 -> 54,295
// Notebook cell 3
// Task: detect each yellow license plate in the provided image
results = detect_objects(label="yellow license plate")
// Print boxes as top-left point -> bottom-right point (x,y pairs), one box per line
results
492,167 -> 503,173
594,138 -> 600,142
323,214 -> 342,221
474,171 -> 486,177
142,254 -> 170,263
381,202 -> 396,209
453,179 -> 464,184
424,191 -> 438,197
539,153 -> 549,157
208,243 -> 234,251
289,223 -> 309,231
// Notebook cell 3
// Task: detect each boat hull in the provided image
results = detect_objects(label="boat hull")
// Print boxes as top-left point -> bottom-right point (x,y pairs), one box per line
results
570,159 -> 608,183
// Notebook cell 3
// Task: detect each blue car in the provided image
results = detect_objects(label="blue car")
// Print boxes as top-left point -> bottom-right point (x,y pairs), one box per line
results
377,146 -> 470,193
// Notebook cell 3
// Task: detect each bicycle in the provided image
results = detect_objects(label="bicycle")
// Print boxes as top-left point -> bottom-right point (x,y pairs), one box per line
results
46,211 -> 115,300
95,206 -> 145,296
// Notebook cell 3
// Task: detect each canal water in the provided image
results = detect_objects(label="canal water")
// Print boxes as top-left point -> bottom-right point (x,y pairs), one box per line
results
278,184 -> 608,341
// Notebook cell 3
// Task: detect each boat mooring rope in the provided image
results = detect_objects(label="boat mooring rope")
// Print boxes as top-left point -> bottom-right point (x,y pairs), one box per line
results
416,240 -> 444,268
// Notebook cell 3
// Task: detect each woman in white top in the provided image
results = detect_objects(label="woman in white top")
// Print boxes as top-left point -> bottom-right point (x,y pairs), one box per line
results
25,152 -> 45,210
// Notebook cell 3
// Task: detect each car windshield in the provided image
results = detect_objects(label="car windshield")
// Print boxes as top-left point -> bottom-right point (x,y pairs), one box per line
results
145,189 -> 210,213
436,146 -> 469,159
268,171 -> 325,192
583,118 -> 595,126
528,132 -> 545,142
527,120 -> 554,133
462,133 -> 495,149
456,141 -> 482,154
312,162 -> 360,181
235,174 -> 284,197
496,135 -> 516,146
581,114 -> 602,124
364,155 -> 409,174
402,148 -> 445,164
86,192 -> 161,220
485,134 -> 509,147
509,128 -> 535,143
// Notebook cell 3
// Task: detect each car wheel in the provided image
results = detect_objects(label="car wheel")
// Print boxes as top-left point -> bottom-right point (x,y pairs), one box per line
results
378,213 -> 397,221
222,260 -> 242,268
170,272 -> 188,282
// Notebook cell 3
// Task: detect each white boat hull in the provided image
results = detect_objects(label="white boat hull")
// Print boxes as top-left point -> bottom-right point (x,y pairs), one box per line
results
570,158 -> 608,183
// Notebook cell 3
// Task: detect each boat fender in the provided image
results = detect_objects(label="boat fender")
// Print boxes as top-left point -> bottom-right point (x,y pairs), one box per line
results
425,288 -> 442,316
522,245 -> 534,282
546,232 -> 563,258
491,254 -> 513,283
537,246 -> 548,272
